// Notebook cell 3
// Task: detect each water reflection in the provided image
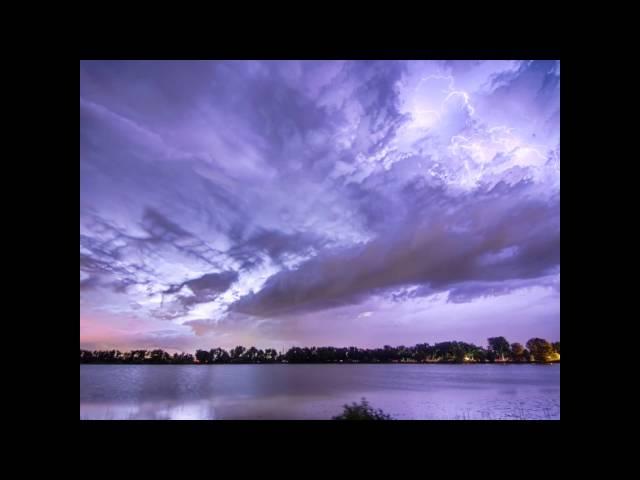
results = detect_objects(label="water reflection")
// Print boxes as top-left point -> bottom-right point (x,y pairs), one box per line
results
80,364 -> 560,420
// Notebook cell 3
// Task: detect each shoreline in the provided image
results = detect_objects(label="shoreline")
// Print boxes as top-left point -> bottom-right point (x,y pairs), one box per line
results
81,361 -> 560,366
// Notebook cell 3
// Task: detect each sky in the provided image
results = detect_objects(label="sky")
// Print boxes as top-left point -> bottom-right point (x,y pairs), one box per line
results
80,60 -> 560,352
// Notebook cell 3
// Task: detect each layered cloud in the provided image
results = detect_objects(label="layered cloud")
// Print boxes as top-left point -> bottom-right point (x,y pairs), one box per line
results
80,60 -> 560,350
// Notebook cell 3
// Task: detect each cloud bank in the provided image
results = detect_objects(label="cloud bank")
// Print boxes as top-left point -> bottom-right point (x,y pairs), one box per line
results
80,60 -> 560,350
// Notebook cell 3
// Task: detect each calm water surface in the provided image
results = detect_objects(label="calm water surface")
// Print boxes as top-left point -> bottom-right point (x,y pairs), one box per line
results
80,364 -> 559,420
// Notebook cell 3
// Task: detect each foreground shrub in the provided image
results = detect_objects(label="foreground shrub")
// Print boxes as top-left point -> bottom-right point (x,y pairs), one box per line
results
332,398 -> 393,420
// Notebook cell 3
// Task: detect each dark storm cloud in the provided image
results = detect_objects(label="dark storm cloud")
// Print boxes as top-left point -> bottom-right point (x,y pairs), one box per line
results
80,276 -> 101,291
164,270 -> 238,307
230,183 -> 559,317
446,274 -> 559,304
350,60 -> 409,153
141,207 -> 193,240
138,207 -> 227,267
80,206 -> 233,299
227,228 -> 328,268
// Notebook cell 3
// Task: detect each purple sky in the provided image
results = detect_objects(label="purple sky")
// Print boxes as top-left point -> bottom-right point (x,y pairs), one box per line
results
80,60 -> 560,352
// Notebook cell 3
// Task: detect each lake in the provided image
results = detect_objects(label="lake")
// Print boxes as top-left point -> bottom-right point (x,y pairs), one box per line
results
80,364 -> 560,420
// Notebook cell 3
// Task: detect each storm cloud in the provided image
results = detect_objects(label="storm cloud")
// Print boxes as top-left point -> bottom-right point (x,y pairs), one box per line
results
80,60 -> 560,350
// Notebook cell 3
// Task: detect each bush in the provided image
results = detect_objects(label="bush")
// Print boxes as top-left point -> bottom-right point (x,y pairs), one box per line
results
332,398 -> 393,420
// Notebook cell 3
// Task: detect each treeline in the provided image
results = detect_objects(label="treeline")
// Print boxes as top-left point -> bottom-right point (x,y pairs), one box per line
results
80,337 -> 560,364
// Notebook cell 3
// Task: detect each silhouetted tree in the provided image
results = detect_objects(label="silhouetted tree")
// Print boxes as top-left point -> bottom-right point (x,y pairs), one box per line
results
244,346 -> 259,362
470,347 -> 488,362
210,348 -> 230,363
264,348 -> 278,363
510,342 -> 526,362
150,349 -> 170,364
488,337 -> 511,361
526,338 -> 557,362
230,346 -> 246,362
195,349 -> 211,364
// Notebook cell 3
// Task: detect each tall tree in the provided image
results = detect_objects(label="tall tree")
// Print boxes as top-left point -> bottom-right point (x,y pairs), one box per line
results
210,348 -> 230,363
244,347 -> 259,362
488,337 -> 511,361
230,346 -> 246,362
526,338 -> 557,362
510,342 -> 526,362
195,349 -> 211,364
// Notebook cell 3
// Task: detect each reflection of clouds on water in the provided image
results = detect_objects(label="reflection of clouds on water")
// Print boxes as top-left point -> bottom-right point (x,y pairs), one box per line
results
157,402 -> 216,420
81,395 -> 560,420
80,364 -> 560,420
80,400 -> 217,420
